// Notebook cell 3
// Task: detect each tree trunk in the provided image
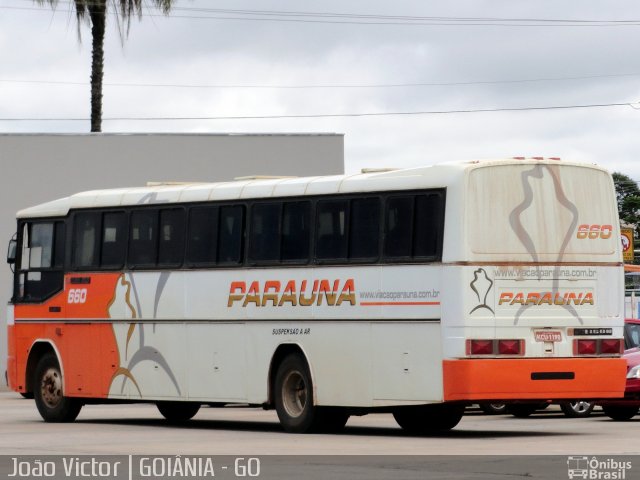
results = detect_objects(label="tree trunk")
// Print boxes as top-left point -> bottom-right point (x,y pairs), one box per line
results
88,2 -> 106,133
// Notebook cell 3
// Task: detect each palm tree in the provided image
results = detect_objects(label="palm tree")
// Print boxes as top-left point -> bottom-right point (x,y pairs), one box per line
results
35,0 -> 174,132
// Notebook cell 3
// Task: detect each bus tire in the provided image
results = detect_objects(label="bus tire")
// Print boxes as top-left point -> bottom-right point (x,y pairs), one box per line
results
393,403 -> 465,433
156,402 -> 201,422
274,353 -> 326,433
33,353 -> 82,423
316,407 -> 350,433
602,405 -> 639,421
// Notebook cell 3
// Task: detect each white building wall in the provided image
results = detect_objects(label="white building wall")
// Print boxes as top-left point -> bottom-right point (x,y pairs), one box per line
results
0,133 -> 344,382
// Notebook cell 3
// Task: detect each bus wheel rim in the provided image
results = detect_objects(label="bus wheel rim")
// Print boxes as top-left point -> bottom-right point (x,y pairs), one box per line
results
282,370 -> 307,418
41,367 -> 62,409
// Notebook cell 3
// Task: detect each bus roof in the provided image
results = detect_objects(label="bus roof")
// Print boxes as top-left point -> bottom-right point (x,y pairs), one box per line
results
17,158 -> 607,218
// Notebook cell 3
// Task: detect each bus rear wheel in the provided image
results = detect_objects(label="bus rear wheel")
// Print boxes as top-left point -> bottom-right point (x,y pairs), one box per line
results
274,353 -> 348,433
156,402 -> 201,422
393,403 -> 465,433
602,405 -> 639,421
33,353 -> 82,423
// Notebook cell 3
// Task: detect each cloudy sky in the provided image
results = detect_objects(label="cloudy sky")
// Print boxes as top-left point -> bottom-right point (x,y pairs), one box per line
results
2,0 -> 640,177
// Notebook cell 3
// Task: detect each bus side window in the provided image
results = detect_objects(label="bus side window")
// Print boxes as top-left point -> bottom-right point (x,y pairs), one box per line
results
218,205 -> 244,265
413,193 -> 444,259
384,196 -> 414,259
101,212 -> 127,269
249,203 -> 281,264
349,197 -> 380,261
316,200 -> 348,262
186,206 -> 218,265
281,201 -> 311,263
158,208 -> 186,267
382,192 -> 445,262
73,212 -> 101,269
129,210 -> 159,268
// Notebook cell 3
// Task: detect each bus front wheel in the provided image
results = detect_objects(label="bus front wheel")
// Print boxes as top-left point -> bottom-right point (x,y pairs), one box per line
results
393,403 -> 465,433
156,402 -> 201,422
33,353 -> 82,423
274,353 -> 348,433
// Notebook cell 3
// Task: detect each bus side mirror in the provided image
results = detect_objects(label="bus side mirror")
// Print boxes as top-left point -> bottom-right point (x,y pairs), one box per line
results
7,238 -> 16,264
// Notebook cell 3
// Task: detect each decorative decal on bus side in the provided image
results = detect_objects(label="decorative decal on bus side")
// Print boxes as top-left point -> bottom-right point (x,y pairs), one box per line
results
469,268 -> 494,314
227,279 -> 356,307
107,274 -> 182,398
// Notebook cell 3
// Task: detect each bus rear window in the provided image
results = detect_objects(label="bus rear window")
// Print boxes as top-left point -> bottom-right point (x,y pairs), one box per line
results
467,164 -> 619,260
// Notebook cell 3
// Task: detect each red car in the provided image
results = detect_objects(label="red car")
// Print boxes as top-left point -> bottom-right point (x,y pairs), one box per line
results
598,319 -> 640,421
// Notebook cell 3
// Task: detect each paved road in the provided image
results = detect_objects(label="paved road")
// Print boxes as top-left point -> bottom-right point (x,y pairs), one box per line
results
0,391 -> 638,456
4,391 -> 640,479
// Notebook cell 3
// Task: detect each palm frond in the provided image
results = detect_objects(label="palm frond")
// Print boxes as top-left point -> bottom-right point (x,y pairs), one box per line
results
34,0 -> 174,39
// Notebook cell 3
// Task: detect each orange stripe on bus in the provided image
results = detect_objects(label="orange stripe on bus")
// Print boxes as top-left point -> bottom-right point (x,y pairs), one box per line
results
443,358 -> 627,401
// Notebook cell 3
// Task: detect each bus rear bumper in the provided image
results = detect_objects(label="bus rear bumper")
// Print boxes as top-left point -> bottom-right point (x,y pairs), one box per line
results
443,358 -> 627,401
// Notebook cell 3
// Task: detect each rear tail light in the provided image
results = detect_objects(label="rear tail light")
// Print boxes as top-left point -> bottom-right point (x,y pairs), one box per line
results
573,338 -> 623,355
467,339 -> 524,356
468,339 -> 494,355
575,339 -> 597,355
600,339 -> 623,354
498,339 -> 523,355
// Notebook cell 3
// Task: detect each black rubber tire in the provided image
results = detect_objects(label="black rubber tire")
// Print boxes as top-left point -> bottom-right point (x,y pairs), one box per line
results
275,353 -> 340,433
33,353 -> 82,423
316,407 -> 350,433
479,403 -> 507,415
506,403 -> 541,418
19,392 -> 34,399
393,403 -> 465,433
157,402 -> 201,422
602,405 -> 639,421
560,401 -> 595,418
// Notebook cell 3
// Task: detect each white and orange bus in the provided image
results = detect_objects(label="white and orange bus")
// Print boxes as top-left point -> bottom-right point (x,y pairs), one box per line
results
5,158 -> 628,433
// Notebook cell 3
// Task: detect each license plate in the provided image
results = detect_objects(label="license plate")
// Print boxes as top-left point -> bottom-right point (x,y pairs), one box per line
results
534,330 -> 562,342
572,328 -> 612,336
